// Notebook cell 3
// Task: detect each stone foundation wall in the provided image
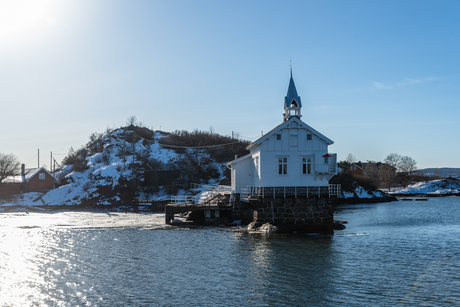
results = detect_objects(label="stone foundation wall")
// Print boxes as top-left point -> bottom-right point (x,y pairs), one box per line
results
233,195 -> 334,233
231,193 -> 255,223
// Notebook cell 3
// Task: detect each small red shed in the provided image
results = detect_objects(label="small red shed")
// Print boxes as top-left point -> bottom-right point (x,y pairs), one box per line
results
24,167 -> 55,192
1,166 -> 55,195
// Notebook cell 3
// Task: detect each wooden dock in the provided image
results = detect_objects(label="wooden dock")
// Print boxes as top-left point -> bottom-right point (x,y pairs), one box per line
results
164,203 -> 226,224
165,186 -> 232,224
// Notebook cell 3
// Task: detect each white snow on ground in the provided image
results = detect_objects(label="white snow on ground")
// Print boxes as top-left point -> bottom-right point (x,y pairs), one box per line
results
390,179 -> 460,195
1,128 -> 228,208
0,192 -> 45,208
342,186 -> 387,199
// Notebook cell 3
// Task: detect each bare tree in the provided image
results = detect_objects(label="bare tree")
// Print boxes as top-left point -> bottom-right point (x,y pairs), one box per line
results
384,153 -> 402,171
126,116 -> 137,126
379,163 -> 396,191
363,161 -> 379,182
345,153 -> 356,164
363,161 -> 396,190
0,153 -> 21,183
126,116 -> 143,127
399,156 -> 417,175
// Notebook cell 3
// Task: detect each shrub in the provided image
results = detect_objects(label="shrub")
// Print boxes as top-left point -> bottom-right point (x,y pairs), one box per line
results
94,154 -> 103,164
354,175 -> 378,191
202,163 -> 220,180
160,129 -> 250,162
330,172 -> 355,192
330,172 -> 378,192
62,147 -> 81,165
102,152 -> 111,166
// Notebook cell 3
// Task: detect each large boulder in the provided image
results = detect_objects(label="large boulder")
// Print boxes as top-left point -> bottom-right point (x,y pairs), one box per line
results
258,222 -> 279,234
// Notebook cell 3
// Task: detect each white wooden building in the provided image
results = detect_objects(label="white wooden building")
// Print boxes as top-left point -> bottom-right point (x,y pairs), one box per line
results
227,71 -> 339,200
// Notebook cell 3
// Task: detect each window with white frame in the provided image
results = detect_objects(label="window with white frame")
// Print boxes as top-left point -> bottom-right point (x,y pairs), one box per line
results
302,156 -> 312,174
39,173 -> 45,180
278,157 -> 288,175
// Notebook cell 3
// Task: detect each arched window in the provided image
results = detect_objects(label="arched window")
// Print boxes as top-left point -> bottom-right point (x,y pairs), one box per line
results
289,101 -> 299,116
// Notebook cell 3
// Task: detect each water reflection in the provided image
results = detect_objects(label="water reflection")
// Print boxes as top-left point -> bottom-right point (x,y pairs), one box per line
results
232,233 -> 337,305
1,201 -> 460,306
1,228 -> 53,305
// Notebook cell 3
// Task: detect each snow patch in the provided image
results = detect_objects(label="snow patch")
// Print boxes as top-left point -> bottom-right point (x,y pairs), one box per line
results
391,179 -> 460,195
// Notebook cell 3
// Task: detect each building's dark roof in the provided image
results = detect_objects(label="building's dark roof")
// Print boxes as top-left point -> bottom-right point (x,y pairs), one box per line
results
284,70 -> 302,109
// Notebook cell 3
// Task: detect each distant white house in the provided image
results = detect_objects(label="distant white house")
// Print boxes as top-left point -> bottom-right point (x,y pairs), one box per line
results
227,71 -> 338,199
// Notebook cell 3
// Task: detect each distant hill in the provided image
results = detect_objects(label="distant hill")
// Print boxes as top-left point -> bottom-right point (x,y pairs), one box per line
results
416,168 -> 460,178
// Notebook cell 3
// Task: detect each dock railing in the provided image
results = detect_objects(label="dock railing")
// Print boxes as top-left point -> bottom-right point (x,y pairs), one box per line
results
170,195 -> 199,204
239,184 -> 341,201
169,184 -> 232,205
191,183 -> 231,194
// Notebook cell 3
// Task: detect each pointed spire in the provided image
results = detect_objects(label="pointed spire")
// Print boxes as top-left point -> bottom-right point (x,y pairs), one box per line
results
284,64 -> 302,121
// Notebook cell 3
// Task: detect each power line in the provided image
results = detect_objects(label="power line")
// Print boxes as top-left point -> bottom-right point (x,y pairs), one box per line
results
239,135 -> 260,140
157,140 -> 242,149
128,131 -> 246,149
25,154 -> 37,165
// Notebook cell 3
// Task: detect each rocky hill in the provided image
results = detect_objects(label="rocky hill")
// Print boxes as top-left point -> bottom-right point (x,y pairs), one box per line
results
33,125 -> 247,208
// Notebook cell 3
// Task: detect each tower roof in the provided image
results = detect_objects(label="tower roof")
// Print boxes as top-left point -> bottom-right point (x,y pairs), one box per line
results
284,69 -> 302,109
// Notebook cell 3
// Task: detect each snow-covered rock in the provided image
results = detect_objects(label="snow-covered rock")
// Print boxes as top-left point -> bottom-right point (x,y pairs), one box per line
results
390,179 -> 460,195
9,126 -> 228,208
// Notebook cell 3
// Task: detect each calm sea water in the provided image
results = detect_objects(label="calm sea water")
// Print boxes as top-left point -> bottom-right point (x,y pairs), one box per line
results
1,197 -> 460,306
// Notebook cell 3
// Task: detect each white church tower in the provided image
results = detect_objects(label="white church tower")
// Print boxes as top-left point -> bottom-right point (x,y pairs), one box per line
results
227,70 -> 339,201
283,68 -> 302,122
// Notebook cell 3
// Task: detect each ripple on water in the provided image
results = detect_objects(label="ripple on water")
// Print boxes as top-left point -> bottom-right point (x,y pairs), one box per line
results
1,201 -> 460,306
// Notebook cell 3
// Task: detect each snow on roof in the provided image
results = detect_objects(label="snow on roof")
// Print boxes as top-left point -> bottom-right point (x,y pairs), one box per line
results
3,167 -> 54,183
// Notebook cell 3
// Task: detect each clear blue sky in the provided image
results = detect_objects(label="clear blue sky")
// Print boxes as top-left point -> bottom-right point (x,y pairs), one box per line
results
1,0 -> 459,169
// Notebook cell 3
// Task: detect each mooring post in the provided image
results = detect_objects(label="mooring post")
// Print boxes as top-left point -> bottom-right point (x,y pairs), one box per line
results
165,206 -> 170,224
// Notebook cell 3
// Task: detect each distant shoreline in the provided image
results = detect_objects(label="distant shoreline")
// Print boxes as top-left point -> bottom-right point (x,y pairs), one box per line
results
390,193 -> 460,198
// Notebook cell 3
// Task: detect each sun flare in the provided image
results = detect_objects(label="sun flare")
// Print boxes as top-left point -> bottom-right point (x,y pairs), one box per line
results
0,0 -> 58,41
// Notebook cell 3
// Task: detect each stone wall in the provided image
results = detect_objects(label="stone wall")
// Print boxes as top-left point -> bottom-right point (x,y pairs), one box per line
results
233,195 -> 334,234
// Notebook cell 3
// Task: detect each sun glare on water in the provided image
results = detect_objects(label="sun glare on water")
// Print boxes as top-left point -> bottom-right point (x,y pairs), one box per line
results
0,0 -> 59,41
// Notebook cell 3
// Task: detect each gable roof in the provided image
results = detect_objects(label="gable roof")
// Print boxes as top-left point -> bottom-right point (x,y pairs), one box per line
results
3,167 -> 55,183
24,167 -> 54,182
246,117 -> 333,151
226,153 -> 252,167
